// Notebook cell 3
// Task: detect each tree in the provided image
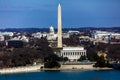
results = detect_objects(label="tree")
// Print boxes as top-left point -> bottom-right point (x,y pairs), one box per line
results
0,36 -> 54,68
78,55 -> 86,61
44,54 -> 61,68
44,61 -> 60,68
63,57 -> 69,61
108,44 -> 120,60
95,55 -> 106,67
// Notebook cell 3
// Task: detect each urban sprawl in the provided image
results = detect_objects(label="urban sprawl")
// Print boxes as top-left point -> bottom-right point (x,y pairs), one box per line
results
0,4 -> 120,73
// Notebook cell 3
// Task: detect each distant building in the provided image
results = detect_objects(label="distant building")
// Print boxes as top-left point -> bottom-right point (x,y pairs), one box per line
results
60,47 -> 86,61
20,35 -> 29,42
79,36 -> 91,42
61,30 -> 80,39
47,26 -> 57,41
68,30 -> 80,35
32,32 -> 47,39
32,26 -> 57,41
92,31 -> 120,41
11,35 -> 29,42
0,32 -> 14,37
0,32 -> 14,41
62,33 -> 69,38
49,26 -> 55,35
0,35 -> 4,41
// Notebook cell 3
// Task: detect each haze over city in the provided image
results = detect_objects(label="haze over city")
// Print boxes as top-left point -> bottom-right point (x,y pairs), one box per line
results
0,0 -> 120,28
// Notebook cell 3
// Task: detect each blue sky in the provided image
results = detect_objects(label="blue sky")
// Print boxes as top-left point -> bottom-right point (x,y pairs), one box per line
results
0,0 -> 120,28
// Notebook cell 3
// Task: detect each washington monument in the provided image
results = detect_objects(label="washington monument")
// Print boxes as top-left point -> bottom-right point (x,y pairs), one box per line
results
57,3 -> 62,48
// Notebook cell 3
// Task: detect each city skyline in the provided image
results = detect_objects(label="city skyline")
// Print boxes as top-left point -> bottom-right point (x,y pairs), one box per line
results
0,0 -> 120,29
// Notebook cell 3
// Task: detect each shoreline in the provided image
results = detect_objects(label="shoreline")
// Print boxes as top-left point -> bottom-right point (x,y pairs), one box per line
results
41,67 -> 113,71
0,65 -> 113,74
0,64 -> 42,74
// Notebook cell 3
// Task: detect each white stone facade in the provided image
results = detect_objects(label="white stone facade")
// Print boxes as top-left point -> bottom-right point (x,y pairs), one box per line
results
61,47 -> 86,61
57,4 -> 62,48
0,32 -> 14,41
92,31 -> 120,41
32,26 -> 57,41
0,35 -> 4,41
0,32 -> 14,37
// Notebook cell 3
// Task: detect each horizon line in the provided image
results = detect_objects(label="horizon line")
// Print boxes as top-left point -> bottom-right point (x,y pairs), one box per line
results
0,27 -> 120,29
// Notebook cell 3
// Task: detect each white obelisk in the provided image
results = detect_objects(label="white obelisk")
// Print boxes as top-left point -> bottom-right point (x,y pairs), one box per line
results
57,3 -> 62,48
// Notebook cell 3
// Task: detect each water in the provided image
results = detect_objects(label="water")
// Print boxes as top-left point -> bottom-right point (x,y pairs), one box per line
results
0,70 -> 120,80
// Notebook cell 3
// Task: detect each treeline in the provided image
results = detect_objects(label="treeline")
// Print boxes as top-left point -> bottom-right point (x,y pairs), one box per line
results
86,43 -> 120,61
0,37 -> 54,68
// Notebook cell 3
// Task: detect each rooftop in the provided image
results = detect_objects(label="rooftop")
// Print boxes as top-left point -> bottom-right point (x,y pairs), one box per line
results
63,47 -> 85,51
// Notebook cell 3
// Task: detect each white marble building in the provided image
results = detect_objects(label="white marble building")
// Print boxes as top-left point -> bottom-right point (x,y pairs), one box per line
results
32,26 -> 57,41
47,26 -> 57,40
0,35 -> 4,41
0,32 -> 14,41
32,32 -> 47,39
11,35 -> 29,42
92,31 -> 120,41
0,32 -> 14,37
60,47 -> 86,61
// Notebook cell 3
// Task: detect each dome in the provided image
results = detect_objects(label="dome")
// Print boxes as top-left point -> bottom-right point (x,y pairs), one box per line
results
50,26 -> 54,31
49,26 -> 54,34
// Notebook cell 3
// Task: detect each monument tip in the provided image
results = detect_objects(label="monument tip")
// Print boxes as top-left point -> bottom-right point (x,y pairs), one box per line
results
58,3 -> 61,7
